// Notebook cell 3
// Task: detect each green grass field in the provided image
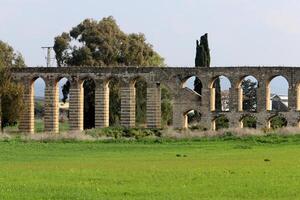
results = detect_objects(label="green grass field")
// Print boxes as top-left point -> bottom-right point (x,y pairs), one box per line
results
0,138 -> 300,199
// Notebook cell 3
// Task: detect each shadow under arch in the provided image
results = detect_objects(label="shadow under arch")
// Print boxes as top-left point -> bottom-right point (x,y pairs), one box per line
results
268,114 -> 287,129
211,114 -> 229,131
239,114 -> 257,129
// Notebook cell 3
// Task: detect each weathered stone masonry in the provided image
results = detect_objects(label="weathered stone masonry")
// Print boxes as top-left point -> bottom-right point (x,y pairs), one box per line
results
10,66 -> 300,133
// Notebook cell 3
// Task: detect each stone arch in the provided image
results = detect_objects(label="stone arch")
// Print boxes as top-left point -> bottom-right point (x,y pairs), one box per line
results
209,75 -> 232,112
181,75 -> 203,96
236,75 -> 258,112
131,76 -> 148,127
182,109 -> 202,129
211,114 -> 229,131
239,114 -> 257,128
267,114 -> 287,129
31,76 -> 46,133
80,77 -> 96,129
55,76 -> 71,132
266,75 -> 289,111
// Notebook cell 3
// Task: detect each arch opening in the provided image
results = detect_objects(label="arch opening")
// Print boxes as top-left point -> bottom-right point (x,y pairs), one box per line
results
268,115 -> 287,129
267,76 -> 289,112
212,115 -> 229,130
182,76 -> 203,96
240,115 -> 256,128
183,110 -> 203,130
210,76 -> 231,112
238,76 -> 258,112
82,78 -> 95,129
33,77 -> 46,133
134,77 -> 147,127
108,77 -> 121,126
57,77 -> 70,132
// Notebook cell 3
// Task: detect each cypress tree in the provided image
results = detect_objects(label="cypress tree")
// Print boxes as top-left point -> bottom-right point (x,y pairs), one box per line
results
194,33 -> 221,111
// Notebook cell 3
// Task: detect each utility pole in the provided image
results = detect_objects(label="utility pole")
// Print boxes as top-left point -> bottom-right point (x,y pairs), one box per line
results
41,46 -> 53,67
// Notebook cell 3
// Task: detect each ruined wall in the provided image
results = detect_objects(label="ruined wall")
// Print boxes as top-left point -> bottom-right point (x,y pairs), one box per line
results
11,66 -> 300,133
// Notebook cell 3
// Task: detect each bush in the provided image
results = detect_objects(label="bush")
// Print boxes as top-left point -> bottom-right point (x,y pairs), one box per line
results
85,127 -> 162,139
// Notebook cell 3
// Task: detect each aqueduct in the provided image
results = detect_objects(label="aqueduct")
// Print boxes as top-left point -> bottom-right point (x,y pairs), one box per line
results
10,66 -> 300,134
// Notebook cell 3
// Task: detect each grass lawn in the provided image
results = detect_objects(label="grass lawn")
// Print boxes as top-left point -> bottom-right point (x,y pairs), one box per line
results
0,138 -> 300,199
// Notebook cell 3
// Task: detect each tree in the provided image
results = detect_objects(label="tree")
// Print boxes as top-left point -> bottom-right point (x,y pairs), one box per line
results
53,16 -> 165,128
194,33 -> 221,111
0,41 -> 25,130
242,79 -> 257,111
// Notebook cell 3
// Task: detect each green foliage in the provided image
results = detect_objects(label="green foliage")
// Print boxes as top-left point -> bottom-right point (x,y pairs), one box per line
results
242,116 -> 257,128
195,33 -> 210,67
270,115 -> 287,129
242,79 -> 257,111
54,16 -> 165,129
0,40 -> 25,128
85,127 -> 161,139
215,115 -> 229,130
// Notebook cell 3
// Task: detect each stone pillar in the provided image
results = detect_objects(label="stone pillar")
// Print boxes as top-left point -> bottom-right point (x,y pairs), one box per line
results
120,82 -> 135,128
229,87 -> 238,112
44,78 -> 59,133
146,83 -> 161,128
238,87 -> 243,111
69,79 -> 83,131
257,80 -> 267,112
95,80 -> 109,128
19,79 -> 34,134
288,86 -> 296,111
172,102 -> 185,129
210,88 -> 215,111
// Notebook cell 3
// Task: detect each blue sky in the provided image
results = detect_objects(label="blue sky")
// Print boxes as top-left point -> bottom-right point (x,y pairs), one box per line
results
1,0 -> 297,96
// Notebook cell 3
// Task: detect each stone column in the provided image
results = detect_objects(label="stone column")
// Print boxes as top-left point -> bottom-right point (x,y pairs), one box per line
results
288,86 -> 296,111
257,80 -> 267,112
19,79 -> 34,134
210,88 -> 215,111
146,83 -> 161,128
172,102 -> 185,129
44,78 -> 59,133
229,87 -> 238,112
238,87 -> 243,111
95,80 -> 109,128
69,79 -> 84,131
120,82 -> 136,128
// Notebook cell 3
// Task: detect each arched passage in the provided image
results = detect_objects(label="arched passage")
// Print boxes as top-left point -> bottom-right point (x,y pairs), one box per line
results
82,78 -> 95,129
134,77 -> 147,127
211,115 -> 229,130
57,77 -> 70,132
107,77 -> 121,126
267,76 -> 289,111
268,115 -> 287,129
237,76 -> 258,112
210,76 -> 231,112
240,115 -> 257,128
182,76 -> 202,95
33,77 -> 46,133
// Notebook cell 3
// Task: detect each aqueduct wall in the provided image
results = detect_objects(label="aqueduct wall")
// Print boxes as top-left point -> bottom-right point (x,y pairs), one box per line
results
10,66 -> 300,134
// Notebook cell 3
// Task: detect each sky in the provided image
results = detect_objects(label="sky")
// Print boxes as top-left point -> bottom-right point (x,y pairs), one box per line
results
1,0 -> 298,96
